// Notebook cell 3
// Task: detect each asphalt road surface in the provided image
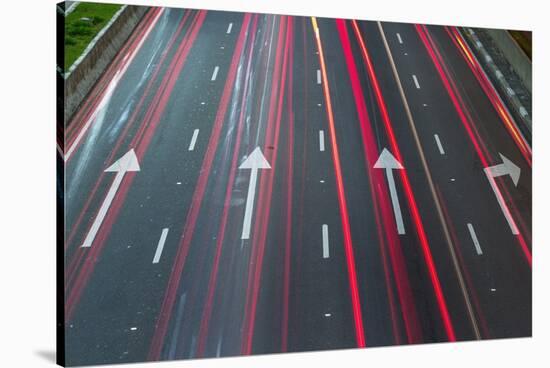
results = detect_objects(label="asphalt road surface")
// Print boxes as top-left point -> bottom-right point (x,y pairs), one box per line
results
62,7 -> 532,366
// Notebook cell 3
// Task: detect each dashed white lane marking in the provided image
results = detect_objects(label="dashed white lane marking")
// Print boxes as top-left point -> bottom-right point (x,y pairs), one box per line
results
412,74 -> 420,89
324,313 -> 332,317
130,327 -> 138,331
152,228 -> 169,264
319,130 -> 325,152
317,69 -> 322,84
434,134 -> 445,155
322,224 -> 330,258
211,66 -> 220,81
396,33 -> 403,44
188,129 -> 200,151
226,22 -> 233,34
467,223 -> 483,255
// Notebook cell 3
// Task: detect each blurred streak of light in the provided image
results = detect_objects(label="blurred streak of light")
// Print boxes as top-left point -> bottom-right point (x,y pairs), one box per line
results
337,18 -> 419,344
416,24 -> 531,267
311,16 -> 366,348
147,13 -> 253,360
446,27 -> 531,166
352,19 -> 458,341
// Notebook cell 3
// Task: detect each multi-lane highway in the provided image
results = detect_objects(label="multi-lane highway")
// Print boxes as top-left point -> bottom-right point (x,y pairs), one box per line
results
62,7 -> 532,366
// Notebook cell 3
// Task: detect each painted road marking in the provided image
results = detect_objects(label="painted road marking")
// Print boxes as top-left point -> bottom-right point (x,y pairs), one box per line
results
467,223 -> 483,255
434,134 -> 445,155
317,69 -> 322,84
484,153 -> 520,234
211,66 -> 220,81
397,33 -> 403,44
378,22 -> 481,339
319,130 -> 325,151
322,224 -> 330,258
81,149 -> 140,247
152,228 -> 169,263
374,149 -> 405,234
412,74 -> 420,89
239,147 -> 271,239
226,22 -> 233,34
188,129 -> 200,151
324,313 -> 332,317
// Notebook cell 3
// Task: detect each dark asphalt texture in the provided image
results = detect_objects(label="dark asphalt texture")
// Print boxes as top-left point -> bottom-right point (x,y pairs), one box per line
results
62,7 -> 532,366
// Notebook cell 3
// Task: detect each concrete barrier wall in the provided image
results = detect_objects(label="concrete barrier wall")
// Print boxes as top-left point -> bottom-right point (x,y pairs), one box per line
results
486,29 -> 532,93
64,5 -> 148,125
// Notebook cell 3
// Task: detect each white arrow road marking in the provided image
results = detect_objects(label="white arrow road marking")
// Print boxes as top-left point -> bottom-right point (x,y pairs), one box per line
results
211,66 -> 220,81
188,129 -> 199,151
396,33 -> 403,44
322,224 -> 330,258
239,147 -> 271,239
374,148 -> 405,234
483,153 -> 520,234
152,228 -> 169,263
434,134 -> 445,155
319,130 -> 325,152
226,22 -> 233,34
81,149 -> 140,247
412,74 -> 420,89
467,223 -> 483,255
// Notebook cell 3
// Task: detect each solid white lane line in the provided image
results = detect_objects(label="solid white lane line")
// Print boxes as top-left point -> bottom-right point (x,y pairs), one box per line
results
152,228 -> 169,263
397,33 -> 403,44
226,22 -> 233,34
211,66 -> 220,81
322,224 -> 330,258
188,129 -> 199,151
434,134 -> 445,155
319,130 -> 325,152
412,74 -> 420,89
317,69 -> 322,84
467,223 -> 483,255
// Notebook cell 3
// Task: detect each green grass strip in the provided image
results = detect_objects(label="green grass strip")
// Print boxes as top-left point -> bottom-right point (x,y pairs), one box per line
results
64,2 -> 122,71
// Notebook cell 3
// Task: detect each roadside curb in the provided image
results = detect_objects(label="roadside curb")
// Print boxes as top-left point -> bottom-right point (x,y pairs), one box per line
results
62,5 -> 148,125
459,27 -> 532,142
